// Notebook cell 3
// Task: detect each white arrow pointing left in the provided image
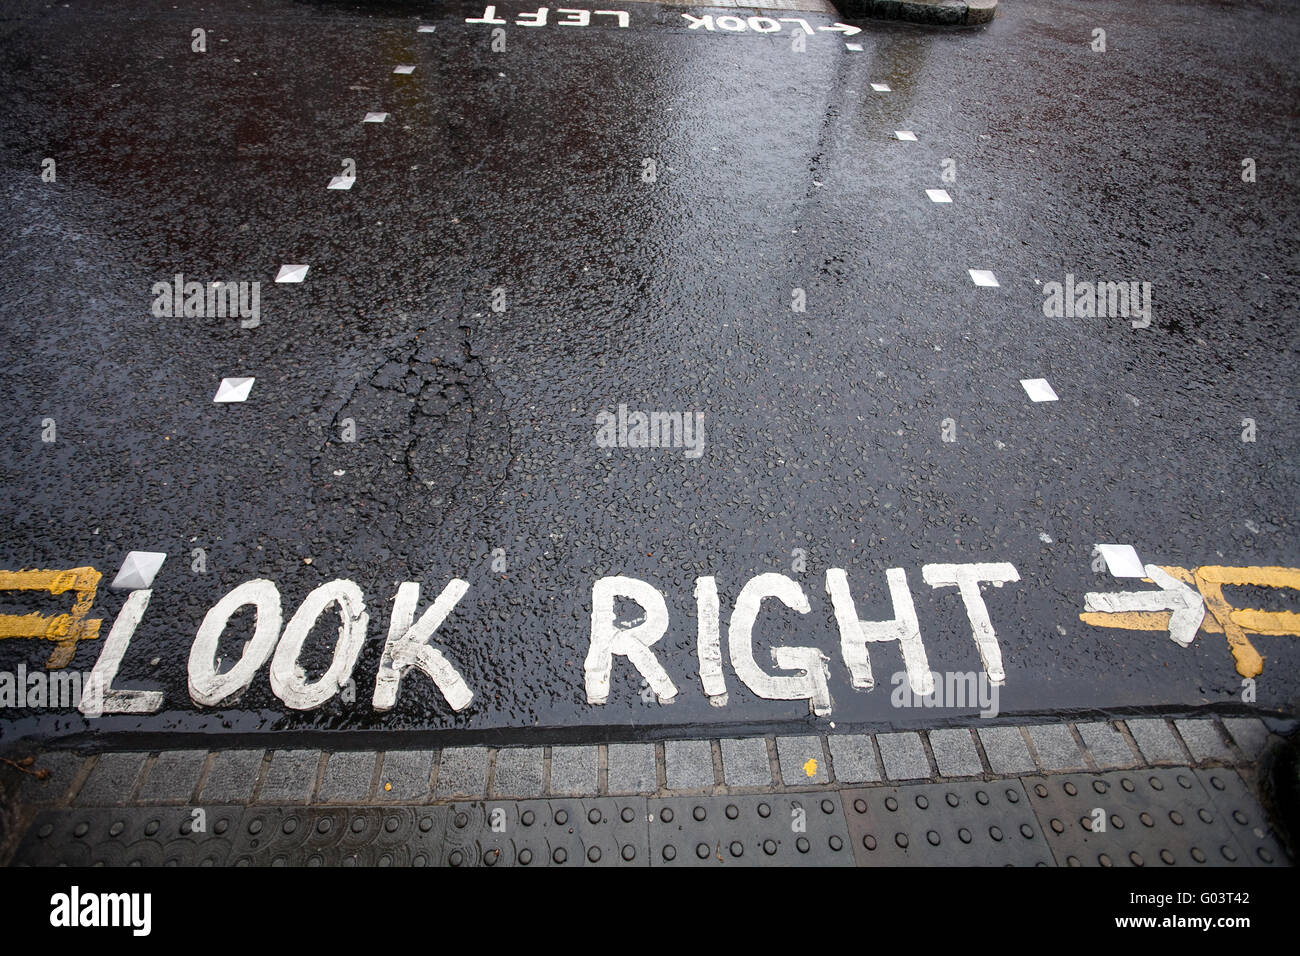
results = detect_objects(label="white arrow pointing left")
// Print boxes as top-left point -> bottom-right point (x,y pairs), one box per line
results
818,23 -> 862,36
1083,564 -> 1206,647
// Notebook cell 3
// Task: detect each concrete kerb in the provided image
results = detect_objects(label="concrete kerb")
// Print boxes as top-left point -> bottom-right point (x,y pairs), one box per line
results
834,0 -> 996,27
4,715 -> 1282,808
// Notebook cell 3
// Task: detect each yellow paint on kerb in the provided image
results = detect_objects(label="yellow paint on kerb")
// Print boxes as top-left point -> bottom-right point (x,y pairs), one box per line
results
0,568 -> 102,668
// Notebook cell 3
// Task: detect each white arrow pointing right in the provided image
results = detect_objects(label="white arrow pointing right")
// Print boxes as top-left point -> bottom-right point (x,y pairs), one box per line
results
1083,564 -> 1206,646
818,23 -> 862,36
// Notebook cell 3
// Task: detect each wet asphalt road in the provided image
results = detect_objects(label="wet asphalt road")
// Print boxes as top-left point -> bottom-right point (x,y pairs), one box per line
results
0,0 -> 1297,744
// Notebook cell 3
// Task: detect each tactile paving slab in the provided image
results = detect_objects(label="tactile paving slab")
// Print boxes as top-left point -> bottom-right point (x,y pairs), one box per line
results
228,807 -> 449,866
843,781 -> 1053,866
13,806 -> 243,867
441,798 -> 648,867
10,771 -> 1286,867
647,793 -> 853,866
1022,768 -> 1281,867
1192,768 -> 1288,867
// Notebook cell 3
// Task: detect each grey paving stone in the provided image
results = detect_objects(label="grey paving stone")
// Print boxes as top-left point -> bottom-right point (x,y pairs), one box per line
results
9,751 -> 86,804
978,727 -> 1035,774
777,735 -> 828,785
74,752 -> 147,806
665,740 -> 715,790
199,750 -> 265,803
549,745 -> 598,795
607,743 -> 657,794
720,737 -> 772,787
1126,719 -> 1188,765
318,751 -> 377,802
877,732 -> 931,780
1075,721 -> 1140,769
435,747 -> 488,798
1026,724 -> 1087,771
138,750 -> 208,803
491,748 -> 544,797
378,750 -> 434,801
927,729 -> 983,777
1223,717 -> 1271,761
257,750 -> 321,803
827,734 -> 881,783
1174,720 -> 1233,764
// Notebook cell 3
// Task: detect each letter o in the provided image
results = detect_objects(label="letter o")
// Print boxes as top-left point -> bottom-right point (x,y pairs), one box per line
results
188,579 -> 283,706
269,579 -> 369,710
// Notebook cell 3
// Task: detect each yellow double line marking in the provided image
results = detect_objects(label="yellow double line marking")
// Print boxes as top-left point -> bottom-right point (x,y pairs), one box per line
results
0,568 -> 102,668
1079,565 -> 1300,677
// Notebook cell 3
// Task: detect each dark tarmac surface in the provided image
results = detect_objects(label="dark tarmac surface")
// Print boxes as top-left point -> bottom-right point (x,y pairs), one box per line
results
0,0 -> 1297,744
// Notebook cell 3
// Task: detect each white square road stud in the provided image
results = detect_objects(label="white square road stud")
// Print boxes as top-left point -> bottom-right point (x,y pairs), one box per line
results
214,377 -> 255,403
968,269 -> 999,287
275,264 -> 309,283
111,551 -> 167,590
1095,544 -> 1146,579
1019,378 -> 1059,402
926,188 -> 952,203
